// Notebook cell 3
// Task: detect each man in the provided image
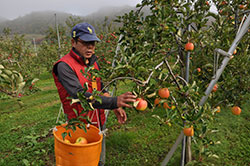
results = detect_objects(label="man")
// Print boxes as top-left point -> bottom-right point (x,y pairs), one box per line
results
52,22 -> 136,165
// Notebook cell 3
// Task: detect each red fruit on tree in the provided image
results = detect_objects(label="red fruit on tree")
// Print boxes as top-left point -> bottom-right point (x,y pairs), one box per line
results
239,4 -> 246,9
183,126 -> 194,136
154,98 -> 170,109
231,106 -> 241,115
212,84 -> 218,92
135,98 -> 148,111
185,42 -> 194,51
158,88 -> 170,99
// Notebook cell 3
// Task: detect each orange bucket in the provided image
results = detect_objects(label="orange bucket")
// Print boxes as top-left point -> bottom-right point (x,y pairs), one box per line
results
53,124 -> 103,166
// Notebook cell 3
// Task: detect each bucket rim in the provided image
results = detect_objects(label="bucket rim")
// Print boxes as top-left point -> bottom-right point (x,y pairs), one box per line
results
53,124 -> 103,147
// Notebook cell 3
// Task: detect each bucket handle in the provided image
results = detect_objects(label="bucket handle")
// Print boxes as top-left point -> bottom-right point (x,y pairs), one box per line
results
53,126 -> 58,132
99,128 -> 108,136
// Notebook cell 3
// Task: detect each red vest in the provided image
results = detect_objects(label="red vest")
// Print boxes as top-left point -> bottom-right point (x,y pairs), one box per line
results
52,49 -> 105,127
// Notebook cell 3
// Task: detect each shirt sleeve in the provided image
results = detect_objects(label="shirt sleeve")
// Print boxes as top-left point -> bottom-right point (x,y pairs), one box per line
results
56,62 -> 118,109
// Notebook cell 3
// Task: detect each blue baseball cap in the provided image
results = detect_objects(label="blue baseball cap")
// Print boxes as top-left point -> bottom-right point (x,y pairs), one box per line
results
71,22 -> 100,42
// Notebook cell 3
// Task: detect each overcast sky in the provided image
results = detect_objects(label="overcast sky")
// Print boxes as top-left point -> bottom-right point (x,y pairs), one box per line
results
0,0 -> 142,20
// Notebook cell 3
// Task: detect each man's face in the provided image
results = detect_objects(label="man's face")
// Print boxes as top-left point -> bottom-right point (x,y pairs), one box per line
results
71,38 -> 96,59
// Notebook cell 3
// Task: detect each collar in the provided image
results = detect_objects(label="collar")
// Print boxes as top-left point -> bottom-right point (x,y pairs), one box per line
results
72,47 -> 97,66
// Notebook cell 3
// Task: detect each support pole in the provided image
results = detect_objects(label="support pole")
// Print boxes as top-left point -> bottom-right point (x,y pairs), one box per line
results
101,34 -> 123,166
161,132 -> 184,166
33,38 -> 37,56
55,13 -> 61,59
199,14 -> 250,107
161,13 -> 250,166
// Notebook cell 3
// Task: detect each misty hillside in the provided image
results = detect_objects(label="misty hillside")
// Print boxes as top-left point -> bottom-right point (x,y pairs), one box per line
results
0,5 -> 215,36
0,6 -> 138,35
0,11 -> 79,34
0,16 -> 8,23
87,5 -> 136,22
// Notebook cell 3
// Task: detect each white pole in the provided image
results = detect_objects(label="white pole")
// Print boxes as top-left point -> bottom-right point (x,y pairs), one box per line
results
199,14 -> 250,106
55,13 -> 62,58
33,38 -> 37,56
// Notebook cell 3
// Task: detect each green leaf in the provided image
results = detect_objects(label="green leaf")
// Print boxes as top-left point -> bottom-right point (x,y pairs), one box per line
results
61,132 -> 67,140
95,96 -> 102,104
22,159 -> 30,166
17,82 -> 26,93
72,125 -> 76,131
0,64 -> 4,69
31,78 -> 39,84
73,109 -> 78,117
133,100 -> 139,108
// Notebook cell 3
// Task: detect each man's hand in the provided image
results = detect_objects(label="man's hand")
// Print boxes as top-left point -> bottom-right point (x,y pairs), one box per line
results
113,108 -> 127,124
117,92 -> 137,108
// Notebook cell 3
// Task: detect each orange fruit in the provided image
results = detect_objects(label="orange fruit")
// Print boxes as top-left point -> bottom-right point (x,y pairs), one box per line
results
220,1 -> 227,5
185,42 -> 194,51
64,139 -> 71,144
75,137 -> 88,145
239,4 -> 246,9
163,102 -> 171,109
154,98 -> 161,107
216,106 -> 221,113
135,98 -> 148,111
212,84 -> 218,92
183,126 -> 194,136
233,49 -> 237,55
154,98 -> 170,109
158,88 -> 170,99
231,106 -> 241,115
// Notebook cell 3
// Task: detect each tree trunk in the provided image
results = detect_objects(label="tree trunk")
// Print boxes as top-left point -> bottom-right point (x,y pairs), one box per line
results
186,136 -> 192,163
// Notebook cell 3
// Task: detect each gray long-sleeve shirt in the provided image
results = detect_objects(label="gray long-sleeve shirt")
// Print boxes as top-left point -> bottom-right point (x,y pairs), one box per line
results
54,49 -> 118,110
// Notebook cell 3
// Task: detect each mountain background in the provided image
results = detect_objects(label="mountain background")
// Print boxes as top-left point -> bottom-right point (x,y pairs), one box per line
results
0,5 -> 215,39
0,5 -> 141,35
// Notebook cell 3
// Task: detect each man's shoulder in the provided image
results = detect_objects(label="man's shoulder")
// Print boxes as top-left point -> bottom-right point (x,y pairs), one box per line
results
54,61 -> 73,75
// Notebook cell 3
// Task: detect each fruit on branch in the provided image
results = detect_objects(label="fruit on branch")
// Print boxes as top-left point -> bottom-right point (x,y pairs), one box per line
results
154,98 -> 170,109
154,98 -> 161,107
183,126 -> 194,137
231,106 -> 241,115
158,88 -> 170,99
185,42 -> 194,51
197,68 -> 201,72
212,84 -> 218,92
239,4 -> 246,10
75,137 -> 88,145
216,106 -> 221,113
220,1 -> 228,6
134,98 -> 148,111
233,49 -> 237,55
163,102 -> 170,109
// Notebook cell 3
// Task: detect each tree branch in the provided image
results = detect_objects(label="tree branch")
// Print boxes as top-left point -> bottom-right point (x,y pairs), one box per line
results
164,59 -> 181,90
101,76 -> 145,94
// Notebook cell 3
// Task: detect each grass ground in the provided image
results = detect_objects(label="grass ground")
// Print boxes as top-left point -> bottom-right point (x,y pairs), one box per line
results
0,72 -> 249,166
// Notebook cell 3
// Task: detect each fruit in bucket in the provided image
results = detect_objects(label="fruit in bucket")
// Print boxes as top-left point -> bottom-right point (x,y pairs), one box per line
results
75,136 -> 88,145
64,139 -> 71,143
